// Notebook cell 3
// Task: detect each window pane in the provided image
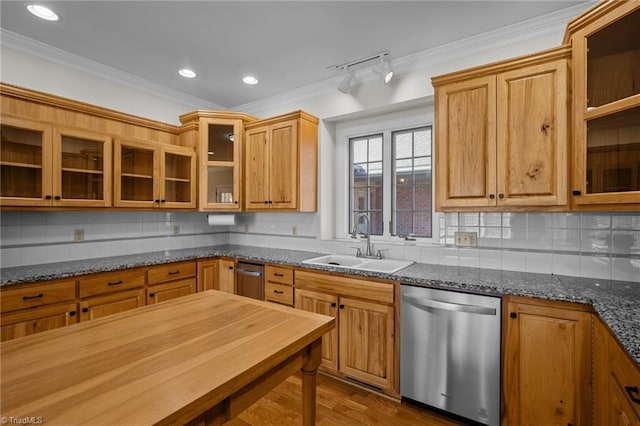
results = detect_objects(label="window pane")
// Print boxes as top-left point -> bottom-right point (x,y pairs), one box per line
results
414,129 -> 432,156
369,136 -> 383,162
396,211 -> 413,237
395,132 -> 412,159
353,164 -> 369,186
396,185 -> 413,209
352,138 -> 368,163
370,211 -> 383,235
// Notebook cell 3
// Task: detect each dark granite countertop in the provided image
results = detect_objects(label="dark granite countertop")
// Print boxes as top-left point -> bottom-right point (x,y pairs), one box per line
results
1,244 -> 638,366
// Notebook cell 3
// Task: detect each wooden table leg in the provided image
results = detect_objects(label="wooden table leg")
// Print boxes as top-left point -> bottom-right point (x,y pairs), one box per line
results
301,338 -> 322,426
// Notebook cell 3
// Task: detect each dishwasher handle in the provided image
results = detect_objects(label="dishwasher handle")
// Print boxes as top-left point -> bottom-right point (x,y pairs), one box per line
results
402,293 -> 496,316
235,268 -> 263,277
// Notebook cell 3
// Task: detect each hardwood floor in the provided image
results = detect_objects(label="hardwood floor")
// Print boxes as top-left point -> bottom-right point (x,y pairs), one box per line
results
227,373 -> 465,425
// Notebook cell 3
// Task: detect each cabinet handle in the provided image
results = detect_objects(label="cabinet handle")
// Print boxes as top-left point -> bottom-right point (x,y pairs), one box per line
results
339,304 -> 345,309
268,200 -> 273,204
572,190 -> 581,196
331,302 -> 337,308
273,290 -> 284,294
489,194 -> 495,199
228,266 -> 233,270
234,201 -> 238,204
82,307 -> 89,313
510,312 -> 517,319
168,270 -> 180,275
107,280 -> 123,286
274,273 -> 284,277
149,293 -> 155,298
54,195 -> 61,200
264,201 -> 269,204
45,195 -> 52,200
626,386 -> 640,404
155,199 -> 161,204
69,311 -> 76,317
161,199 -> 166,203
22,293 -> 44,301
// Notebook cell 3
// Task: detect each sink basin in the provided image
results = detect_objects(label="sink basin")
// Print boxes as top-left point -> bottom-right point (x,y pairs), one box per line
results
302,254 -> 413,274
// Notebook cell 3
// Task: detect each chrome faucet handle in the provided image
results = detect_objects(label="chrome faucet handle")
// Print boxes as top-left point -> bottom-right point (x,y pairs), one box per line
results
350,246 -> 362,256
376,249 -> 388,259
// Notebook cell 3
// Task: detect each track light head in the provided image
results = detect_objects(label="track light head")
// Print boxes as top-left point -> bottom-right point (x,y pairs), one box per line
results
381,57 -> 393,84
337,69 -> 354,94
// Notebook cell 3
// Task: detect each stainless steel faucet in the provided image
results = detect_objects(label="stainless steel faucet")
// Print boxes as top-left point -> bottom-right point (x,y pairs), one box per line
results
350,213 -> 382,259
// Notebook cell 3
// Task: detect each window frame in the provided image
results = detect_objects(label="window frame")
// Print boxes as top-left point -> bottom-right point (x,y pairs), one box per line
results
335,104 -> 435,243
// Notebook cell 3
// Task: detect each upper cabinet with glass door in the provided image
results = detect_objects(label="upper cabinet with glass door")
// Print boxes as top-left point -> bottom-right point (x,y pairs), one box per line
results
1,116 -> 112,207
179,112 -> 257,211
567,1 -> 640,208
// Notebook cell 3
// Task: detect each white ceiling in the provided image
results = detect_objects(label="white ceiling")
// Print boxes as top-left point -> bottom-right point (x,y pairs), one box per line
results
0,1 -> 592,109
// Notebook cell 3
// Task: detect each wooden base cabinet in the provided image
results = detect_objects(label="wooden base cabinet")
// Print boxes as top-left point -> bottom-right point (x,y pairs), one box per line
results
503,297 -> 592,426
147,261 -> 196,304
197,258 -> 235,293
79,289 -> 146,322
0,303 -> 78,342
78,268 -> 147,322
294,270 -> 396,394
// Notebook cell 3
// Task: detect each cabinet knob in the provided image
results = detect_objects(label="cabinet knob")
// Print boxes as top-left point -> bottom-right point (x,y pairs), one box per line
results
264,201 -> 269,204
82,307 -> 89,313
69,311 -> 76,317
268,200 -> 273,204
155,199 -> 161,204
572,190 -> 582,196
54,195 -> 61,200
339,304 -> 345,309
45,195 -> 52,200
161,199 -> 166,203
331,302 -> 337,308
510,312 -> 517,319
498,193 -> 505,199
234,201 -> 238,204
149,293 -> 155,298
228,266 -> 233,270
489,194 -> 495,199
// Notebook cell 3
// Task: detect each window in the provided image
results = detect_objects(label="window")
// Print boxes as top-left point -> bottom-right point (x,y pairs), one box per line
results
346,122 -> 433,240
393,127 -> 432,238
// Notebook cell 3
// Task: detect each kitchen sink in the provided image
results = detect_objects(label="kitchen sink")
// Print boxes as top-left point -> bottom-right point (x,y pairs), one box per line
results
302,254 -> 413,274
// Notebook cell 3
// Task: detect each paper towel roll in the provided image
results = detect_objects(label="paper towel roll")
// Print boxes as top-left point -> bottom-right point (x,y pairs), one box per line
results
207,214 -> 236,226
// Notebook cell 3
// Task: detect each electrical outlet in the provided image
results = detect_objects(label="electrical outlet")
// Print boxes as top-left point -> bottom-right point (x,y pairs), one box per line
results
172,225 -> 180,236
73,229 -> 85,241
454,231 -> 477,247
292,225 -> 298,236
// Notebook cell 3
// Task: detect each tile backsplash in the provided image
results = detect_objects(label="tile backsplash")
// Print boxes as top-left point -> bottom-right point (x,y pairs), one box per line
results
1,211 -> 639,283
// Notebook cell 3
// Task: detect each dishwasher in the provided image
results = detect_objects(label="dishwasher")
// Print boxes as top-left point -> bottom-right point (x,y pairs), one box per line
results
400,284 -> 501,426
235,262 -> 264,301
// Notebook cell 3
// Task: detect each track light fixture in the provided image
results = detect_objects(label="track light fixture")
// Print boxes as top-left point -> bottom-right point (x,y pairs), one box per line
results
330,51 -> 392,94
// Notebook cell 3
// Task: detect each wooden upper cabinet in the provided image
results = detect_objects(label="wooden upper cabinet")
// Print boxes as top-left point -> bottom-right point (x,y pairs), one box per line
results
0,117 -> 112,207
567,1 -> 640,208
434,49 -> 569,211
113,138 -> 195,209
244,111 -> 318,212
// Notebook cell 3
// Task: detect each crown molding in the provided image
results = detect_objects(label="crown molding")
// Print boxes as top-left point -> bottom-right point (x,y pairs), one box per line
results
0,28 -> 224,111
233,3 -> 592,115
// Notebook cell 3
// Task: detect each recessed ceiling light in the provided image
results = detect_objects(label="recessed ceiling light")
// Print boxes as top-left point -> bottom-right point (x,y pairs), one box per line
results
178,69 -> 196,78
26,4 -> 59,21
242,75 -> 259,85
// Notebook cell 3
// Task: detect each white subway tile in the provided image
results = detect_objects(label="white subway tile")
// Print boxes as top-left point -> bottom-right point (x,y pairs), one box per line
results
552,229 -> 581,252
20,245 -> 47,265
1,226 -> 21,245
581,213 -> 611,230
480,213 -> 501,227
479,249 -> 502,270
458,248 -> 479,268
526,228 -> 553,250
527,213 -> 552,228
580,255 -> 611,280
552,213 -> 581,229
502,250 -> 526,272
438,247 -> 459,266
420,246 -> 441,265
581,230 -> 611,254
552,253 -> 581,277
611,213 -> 640,230
612,230 -> 640,255
611,258 -> 640,283
526,251 -> 552,274
0,247 -> 22,267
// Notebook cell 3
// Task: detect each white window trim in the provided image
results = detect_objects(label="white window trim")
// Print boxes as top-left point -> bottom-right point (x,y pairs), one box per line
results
335,103 -> 436,244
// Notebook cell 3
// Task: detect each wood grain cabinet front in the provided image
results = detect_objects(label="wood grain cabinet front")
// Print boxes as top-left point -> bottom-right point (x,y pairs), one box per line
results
1,302 -> 78,342
264,265 -> 294,306
433,50 -> 569,211
244,111 -> 318,212
79,288 -> 146,322
147,261 -> 196,304
502,297 -> 592,426
294,270 -> 396,394
78,268 -> 146,322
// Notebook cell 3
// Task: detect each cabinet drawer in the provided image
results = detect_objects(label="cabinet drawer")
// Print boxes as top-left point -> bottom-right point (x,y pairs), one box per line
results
79,268 -> 146,298
147,261 -> 196,285
610,339 -> 640,421
147,278 -> 196,304
265,265 -> 293,285
1,280 -> 76,313
1,302 -> 78,342
265,282 -> 294,306
295,270 -> 394,305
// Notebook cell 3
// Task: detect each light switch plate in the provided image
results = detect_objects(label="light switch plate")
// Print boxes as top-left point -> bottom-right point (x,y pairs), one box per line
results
73,229 -> 85,241
454,231 -> 477,247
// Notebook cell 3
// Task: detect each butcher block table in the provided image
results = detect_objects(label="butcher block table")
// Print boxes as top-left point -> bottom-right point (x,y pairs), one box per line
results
0,291 -> 335,425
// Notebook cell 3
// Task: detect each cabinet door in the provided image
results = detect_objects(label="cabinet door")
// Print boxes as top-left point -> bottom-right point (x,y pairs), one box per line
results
197,259 -> 218,292
54,127 -> 112,207
338,297 -> 394,390
147,278 -> 196,304
503,301 -> 591,426
113,139 -> 159,208
218,259 -> 235,293
435,75 -> 497,209
295,289 -> 338,372
161,145 -> 196,209
0,116 -> 53,206
1,302 -> 78,342
497,59 -> 568,207
610,376 -> 640,426
244,126 -> 270,210
269,119 -> 298,209
200,118 -> 243,211
79,288 -> 146,321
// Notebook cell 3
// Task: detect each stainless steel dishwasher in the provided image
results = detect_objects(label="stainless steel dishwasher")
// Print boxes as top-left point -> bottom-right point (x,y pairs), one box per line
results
235,262 -> 264,301
400,284 -> 501,426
